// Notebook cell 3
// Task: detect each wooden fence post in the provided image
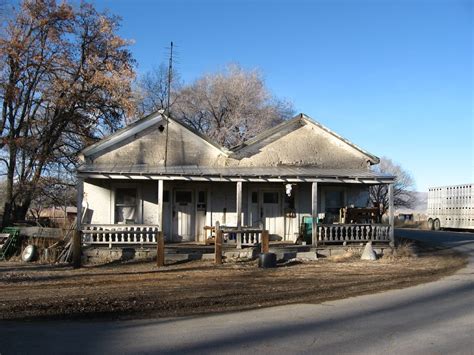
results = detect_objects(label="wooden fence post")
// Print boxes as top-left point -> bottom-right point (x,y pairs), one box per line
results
157,231 -> 165,267
72,229 -> 81,269
215,221 -> 222,264
261,229 -> 269,254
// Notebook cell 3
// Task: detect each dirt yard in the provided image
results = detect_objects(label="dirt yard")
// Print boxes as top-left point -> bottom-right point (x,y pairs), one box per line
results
0,246 -> 466,321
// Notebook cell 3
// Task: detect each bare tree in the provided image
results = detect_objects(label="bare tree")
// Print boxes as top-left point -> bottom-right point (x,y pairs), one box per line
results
174,64 -> 294,148
0,0 -> 136,225
137,63 -> 294,148
134,63 -> 182,119
369,157 -> 416,218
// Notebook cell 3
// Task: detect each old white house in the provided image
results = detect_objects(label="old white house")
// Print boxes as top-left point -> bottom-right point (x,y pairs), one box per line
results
77,112 -> 395,247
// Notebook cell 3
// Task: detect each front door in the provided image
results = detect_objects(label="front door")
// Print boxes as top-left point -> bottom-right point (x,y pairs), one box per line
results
173,190 -> 194,241
262,190 -> 284,237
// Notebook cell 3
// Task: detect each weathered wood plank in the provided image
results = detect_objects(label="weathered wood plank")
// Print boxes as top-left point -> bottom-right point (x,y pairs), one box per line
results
157,231 -> 165,267
215,222 -> 222,264
72,230 -> 81,269
261,230 -> 269,253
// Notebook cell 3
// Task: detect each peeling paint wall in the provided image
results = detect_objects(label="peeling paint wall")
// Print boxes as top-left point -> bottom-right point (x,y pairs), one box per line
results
88,119 -> 371,170
232,124 -> 369,169
92,121 -> 227,167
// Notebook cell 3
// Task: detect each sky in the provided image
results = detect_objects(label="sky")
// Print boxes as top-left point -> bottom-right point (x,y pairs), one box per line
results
89,0 -> 473,192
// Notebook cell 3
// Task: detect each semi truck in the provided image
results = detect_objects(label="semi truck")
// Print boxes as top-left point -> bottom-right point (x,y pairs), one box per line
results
427,183 -> 474,230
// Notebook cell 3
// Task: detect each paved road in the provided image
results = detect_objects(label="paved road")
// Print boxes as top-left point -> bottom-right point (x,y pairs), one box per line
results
2,229 -> 473,354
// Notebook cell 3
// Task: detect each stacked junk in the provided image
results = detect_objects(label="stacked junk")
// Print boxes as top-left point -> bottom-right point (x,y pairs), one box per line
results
0,220 -> 77,264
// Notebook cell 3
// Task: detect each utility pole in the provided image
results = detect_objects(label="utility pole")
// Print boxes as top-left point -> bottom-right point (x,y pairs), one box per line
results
164,41 -> 173,168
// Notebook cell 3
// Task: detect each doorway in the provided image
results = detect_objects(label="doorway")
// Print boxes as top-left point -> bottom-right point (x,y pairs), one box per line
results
173,190 -> 194,241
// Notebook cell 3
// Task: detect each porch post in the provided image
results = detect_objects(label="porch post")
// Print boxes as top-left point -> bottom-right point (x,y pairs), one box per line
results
76,177 -> 84,230
157,179 -> 164,234
311,182 -> 318,247
73,177 -> 84,269
236,181 -> 242,249
388,183 -> 395,247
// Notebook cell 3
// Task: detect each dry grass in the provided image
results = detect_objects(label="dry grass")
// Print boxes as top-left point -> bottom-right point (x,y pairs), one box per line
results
0,246 -> 466,321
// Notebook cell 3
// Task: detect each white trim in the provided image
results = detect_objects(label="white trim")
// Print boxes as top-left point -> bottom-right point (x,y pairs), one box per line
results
84,112 -> 164,157
78,173 -> 394,184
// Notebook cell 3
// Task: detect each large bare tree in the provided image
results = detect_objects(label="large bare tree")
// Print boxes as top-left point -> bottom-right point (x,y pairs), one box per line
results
175,64 -> 294,148
0,0 -> 135,225
136,64 -> 294,148
369,157 -> 416,218
134,62 -> 182,119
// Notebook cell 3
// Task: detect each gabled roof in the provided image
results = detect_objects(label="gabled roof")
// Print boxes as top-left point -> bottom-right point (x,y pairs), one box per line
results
81,110 -> 230,159
231,113 -> 380,164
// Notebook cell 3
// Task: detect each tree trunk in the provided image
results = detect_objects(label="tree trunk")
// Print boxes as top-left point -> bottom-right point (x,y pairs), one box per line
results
13,200 -> 31,222
2,143 -> 17,228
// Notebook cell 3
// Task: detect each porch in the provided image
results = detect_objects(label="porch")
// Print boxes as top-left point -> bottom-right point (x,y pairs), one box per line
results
77,165 -> 396,248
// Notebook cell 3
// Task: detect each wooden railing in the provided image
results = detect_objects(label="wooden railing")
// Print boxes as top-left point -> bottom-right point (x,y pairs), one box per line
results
82,224 -> 159,247
219,226 -> 263,248
317,224 -> 390,244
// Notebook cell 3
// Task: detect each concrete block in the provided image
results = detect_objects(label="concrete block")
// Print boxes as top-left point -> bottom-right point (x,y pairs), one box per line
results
316,249 -> 330,257
201,253 -> 215,260
167,254 -> 189,262
296,251 -> 318,261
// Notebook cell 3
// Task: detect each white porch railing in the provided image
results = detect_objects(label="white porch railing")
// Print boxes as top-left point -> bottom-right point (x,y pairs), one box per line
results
82,224 -> 159,247
220,227 -> 263,248
317,224 -> 390,244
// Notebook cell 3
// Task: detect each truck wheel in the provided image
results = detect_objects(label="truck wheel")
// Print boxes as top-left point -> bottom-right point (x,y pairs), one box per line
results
433,219 -> 441,231
427,218 -> 434,230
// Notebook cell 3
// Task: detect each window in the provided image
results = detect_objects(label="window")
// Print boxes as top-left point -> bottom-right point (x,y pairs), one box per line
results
325,190 -> 344,209
197,191 -> 207,211
324,189 -> 345,223
198,191 -> 206,203
263,192 -> 279,204
175,190 -> 193,204
115,188 -> 137,224
251,192 -> 259,204
163,190 -> 170,203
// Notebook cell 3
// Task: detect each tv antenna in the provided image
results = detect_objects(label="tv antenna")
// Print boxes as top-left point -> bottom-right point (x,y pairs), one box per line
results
164,41 -> 173,168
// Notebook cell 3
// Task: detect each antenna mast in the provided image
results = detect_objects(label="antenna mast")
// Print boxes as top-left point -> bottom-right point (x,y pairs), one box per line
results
164,41 -> 173,168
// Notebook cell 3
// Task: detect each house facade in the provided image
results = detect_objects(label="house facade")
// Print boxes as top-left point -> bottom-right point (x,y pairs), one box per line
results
77,112 -> 395,246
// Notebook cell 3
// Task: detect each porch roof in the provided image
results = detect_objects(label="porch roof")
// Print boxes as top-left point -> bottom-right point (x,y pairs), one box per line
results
77,164 -> 395,184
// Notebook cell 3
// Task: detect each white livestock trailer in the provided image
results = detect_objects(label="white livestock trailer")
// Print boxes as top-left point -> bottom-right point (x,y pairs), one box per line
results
427,183 -> 474,230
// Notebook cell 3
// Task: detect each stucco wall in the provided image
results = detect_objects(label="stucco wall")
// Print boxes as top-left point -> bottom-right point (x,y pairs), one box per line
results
233,124 -> 369,169
84,179 -> 112,224
92,120 -> 227,167
142,182 -> 158,225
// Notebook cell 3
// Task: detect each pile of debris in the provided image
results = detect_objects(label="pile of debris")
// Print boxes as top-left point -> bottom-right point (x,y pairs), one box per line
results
0,222 -> 75,264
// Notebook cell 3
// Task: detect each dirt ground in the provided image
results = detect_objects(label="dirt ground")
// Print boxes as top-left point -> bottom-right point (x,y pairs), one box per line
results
0,245 -> 466,321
